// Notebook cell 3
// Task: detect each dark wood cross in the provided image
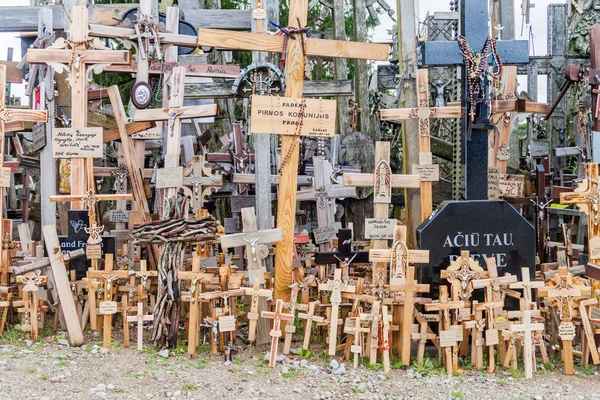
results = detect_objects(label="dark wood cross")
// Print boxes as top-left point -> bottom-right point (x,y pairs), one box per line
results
314,228 -> 369,268
420,0 -> 529,199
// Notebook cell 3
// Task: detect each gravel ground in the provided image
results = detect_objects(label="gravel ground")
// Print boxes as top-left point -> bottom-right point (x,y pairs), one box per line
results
0,332 -> 599,400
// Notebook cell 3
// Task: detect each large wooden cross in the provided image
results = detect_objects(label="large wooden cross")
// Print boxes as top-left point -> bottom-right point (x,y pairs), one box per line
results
27,5 -> 131,210
380,69 -> 461,221
196,3 -> 389,302
560,163 -> 600,293
0,65 -> 47,285
343,141 -> 421,286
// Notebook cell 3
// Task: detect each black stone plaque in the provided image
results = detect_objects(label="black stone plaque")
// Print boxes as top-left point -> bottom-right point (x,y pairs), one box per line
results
58,210 -> 116,279
417,200 -> 535,307
230,195 -> 256,213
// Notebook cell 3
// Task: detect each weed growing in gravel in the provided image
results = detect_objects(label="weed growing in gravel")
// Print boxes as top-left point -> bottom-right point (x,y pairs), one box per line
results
282,368 -> 301,379
56,359 -> 66,367
297,349 -> 311,359
391,361 -> 403,369
580,364 -> 597,376
365,362 -> 382,371
451,391 -> 464,400
196,360 -> 207,369
110,340 -> 122,351
55,333 -> 67,341
351,386 -> 367,394
114,387 -> 125,393
412,357 -> 436,375
173,343 -> 188,355
509,367 -> 524,379
11,353 -> 20,359
1,328 -> 22,345
183,384 -> 198,391
27,368 -> 36,374
197,344 -> 210,355
228,366 -> 242,373
544,362 -> 556,372
234,357 -> 243,365
40,374 -> 48,381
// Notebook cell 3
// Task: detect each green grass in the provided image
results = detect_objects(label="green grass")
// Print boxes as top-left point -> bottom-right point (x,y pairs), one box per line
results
1,329 -> 22,345
412,357 -> 439,376
297,348 -> 311,359
182,384 -> 198,391
282,368 -> 302,379
544,362 -> 556,372
55,333 -> 67,340
195,360 -> 207,369
114,387 -> 126,393
56,359 -> 66,367
509,367 -> 524,379
40,374 -> 48,381
365,362 -> 382,371
350,385 -> 367,394
27,368 -> 36,374
391,360 -> 403,369
580,364 -> 596,376
451,392 -> 465,400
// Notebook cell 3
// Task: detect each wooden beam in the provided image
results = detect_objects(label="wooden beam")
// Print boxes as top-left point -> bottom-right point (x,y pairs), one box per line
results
0,61 -> 21,83
27,49 -> 131,65
49,194 -> 132,202
134,104 -> 219,121
94,167 -> 154,179
184,79 -> 353,99
196,29 -> 390,61
103,121 -> 154,143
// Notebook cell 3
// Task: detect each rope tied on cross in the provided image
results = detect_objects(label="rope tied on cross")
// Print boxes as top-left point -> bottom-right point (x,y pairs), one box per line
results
270,20 -> 311,73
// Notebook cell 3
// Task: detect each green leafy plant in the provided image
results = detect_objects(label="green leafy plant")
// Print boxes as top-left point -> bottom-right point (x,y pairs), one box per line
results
391,360 -> 403,369
182,384 -> 198,391
509,367 -> 524,379
580,364 -> 596,376
412,357 -> 436,375
451,392 -> 464,400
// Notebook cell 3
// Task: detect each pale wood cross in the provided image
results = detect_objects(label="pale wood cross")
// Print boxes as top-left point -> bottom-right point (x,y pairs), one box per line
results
393,266 -> 430,366
509,267 -> 544,308
181,155 -> 224,212
196,1 -> 389,302
343,316 -> 370,368
425,285 -> 468,376
221,207 -> 282,283
412,311 -> 439,364
441,250 -> 488,301
298,300 -> 325,351
318,268 -> 356,355
261,298 -> 294,368
0,65 -> 47,286
380,69 -> 460,222
560,163 -> 600,282
509,309 -> 544,379
471,258 -> 519,304
380,305 -> 392,372
15,273 -> 47,341
282,283 -> 308,355
344,141 -> 421,286
127,301 -> 154,351
473,298 -> 504,373
578,298 -> 600,365
358,300 -> 381,365
27,5 -> 131,210
242,277 -> 273,343
539,265 -> 591,375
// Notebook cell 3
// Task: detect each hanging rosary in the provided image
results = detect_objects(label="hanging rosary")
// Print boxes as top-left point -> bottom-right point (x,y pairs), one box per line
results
457,36 -> 504,122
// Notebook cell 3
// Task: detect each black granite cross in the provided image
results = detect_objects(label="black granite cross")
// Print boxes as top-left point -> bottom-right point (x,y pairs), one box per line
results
420,0 -> 529,199
314,228 -> 369,266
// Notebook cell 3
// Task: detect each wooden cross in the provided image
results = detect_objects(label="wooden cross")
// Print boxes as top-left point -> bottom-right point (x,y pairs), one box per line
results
181,155 -> 224,212
205,123 -> 256,176
242,277 -> 273,343
348,101 -> 363,132
578,298 -> 600,365
473,297 -> 504,373
425,286 -> 468,375
221,207 -> 282,283
539,265 -> 591,375
261,298 -> 294,368
127,301 -> 154,351
196,3 -> 389,302
0,65 -> 47,285
343,316 -> 370,368
135,260 -> 157,301
87,254 -> 130,348
380,69 -> 460,221
297,156 -> 356,247
441,250 -> 488,301
314,228 -> 369,275
380,305 -> 392,372
509,267 -> 544,308
27,5 -> 131,210
133,66 -> 218,208
471,258 -> 519,304
411,312 -> 438,364
282,283 -> 307,354
343,141 -> 421,286
509,310 -> 544,379
15,273 -> 47,341
393,266 -> 430,366
298,300 -> 325,351
358,300 -> 381,364
319,268 -> 356,355
560,163 -> 600,292
369,225 -> 429,290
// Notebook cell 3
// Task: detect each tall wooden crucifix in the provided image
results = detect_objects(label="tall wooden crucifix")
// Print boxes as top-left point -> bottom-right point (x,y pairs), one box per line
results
27,4 -> 131,209
0,64 -> 47,285
196,4 -> 389,301
419,0 -> 529,199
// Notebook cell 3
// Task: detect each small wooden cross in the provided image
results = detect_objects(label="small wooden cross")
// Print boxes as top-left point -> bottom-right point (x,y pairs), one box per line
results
380,305 -> 392,372
393,266 -> 430,366
15,273 -> 47,341
425,286 -> 468,375
358,300 -> 381,365
181,155 -> 224,212
298,300 -> 325,351
538,265 -> 591,375
282,283 -> 307,354
318,268 -> 356,355
242,277 -> 273,343
380,69 -> 460,221
348,101 -> 363,132
205,123 -> 256,176
441,251 -> 488,301
135,260 -> 157,301
509,266 -> 544,308
411,312 -> 438,364
473,298 -> 504,373
127,302 -> 154,351
343,316 -> 369,368
221,207 -> 282,280
509,310 -> 544,379
261,298 -> 294,368
471,258 -> 519,304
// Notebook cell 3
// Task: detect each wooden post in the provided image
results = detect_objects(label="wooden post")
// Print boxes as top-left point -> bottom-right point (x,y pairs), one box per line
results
42,224 -> 84,346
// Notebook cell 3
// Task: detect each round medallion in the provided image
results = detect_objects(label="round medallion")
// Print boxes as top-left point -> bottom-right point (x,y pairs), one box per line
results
131,81 -> 153,109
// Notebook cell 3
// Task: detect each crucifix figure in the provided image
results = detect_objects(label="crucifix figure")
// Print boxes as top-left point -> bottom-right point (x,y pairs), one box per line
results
314,229 -> 369,278
27,5 -> 131,209
441,251 -> 488,301
196,1 -> 389,302
181,155 -> 224,213
318,268 -> 356,355
205,123 -> 256,177
419,0 -> 529,199
509,266 -> 544,308
348,101 -> 363,132
261,299 -> 294,368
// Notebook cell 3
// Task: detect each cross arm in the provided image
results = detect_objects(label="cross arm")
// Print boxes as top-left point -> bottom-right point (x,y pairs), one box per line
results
473,300 -> 505,311
471,274 -> 518,289
199,289 -> 246,300
103,121 -> 154,143
296,186 -> 357,201
380,106 -> 462,121
88,24 -> 198,48
133,104 -> 219,122
420,40 -> 529,67
369,248 -> 430,264
49,194 -> 132,202
314,250 -> 370,265
4,108 -> 48,124
343,173 -> 421,189
87,270 -> 130,279
27,48 -> 131,65
196,29 -> 390,61
491,99 -> 548,114
220,229 -> 283,249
